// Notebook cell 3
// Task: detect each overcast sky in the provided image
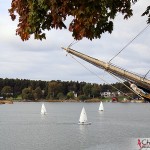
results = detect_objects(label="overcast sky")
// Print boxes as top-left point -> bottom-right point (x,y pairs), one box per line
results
1,1 -> 150,84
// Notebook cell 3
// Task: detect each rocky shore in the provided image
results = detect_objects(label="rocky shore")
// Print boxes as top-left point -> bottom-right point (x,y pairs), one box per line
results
0,100 -> 13,104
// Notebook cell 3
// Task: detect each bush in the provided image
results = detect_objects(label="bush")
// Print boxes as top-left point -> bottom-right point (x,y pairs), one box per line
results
57,92 -> 65,100
66,91 -> 74,99
78,95 -> 87,101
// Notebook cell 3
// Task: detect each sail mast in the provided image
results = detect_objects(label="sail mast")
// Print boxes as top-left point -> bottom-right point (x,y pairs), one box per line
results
62,47 -> 150,101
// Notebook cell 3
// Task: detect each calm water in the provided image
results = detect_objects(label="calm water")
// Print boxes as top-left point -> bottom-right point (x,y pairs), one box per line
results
0,102 -> 150,150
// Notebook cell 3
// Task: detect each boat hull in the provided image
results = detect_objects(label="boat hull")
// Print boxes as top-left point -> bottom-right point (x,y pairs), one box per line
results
78,122 -> 91,125
41,112 -> 47,115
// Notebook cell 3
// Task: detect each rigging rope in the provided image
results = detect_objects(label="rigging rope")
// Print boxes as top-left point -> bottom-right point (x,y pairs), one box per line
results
66,52 -> 135,99
144,69 -> 150,79
109,24 -> 150,63
65,14 -> 149,100
67,40 -> 79,49
107,71 -> 144,99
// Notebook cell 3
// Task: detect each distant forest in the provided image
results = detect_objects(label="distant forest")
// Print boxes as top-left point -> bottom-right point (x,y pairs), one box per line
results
0,78 -> 131,101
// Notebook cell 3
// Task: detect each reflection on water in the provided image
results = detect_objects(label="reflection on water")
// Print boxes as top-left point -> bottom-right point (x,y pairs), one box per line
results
79,124 -> 86,133
0,102 -> 150,150
98,110 -> 104,115
40,114 -> 47,120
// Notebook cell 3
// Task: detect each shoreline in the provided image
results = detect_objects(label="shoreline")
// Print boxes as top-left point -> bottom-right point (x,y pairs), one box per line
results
0,100 -> 13,104
0,100 -> 145,104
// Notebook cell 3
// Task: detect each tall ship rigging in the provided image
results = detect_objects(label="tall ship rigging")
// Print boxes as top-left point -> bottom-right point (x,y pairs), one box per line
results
62,47 -> 150,102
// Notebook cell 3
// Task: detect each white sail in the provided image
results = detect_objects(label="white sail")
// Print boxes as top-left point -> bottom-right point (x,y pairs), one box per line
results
78,107 -> 91,125
41,103 -> 47,115
99,102 -> 104,111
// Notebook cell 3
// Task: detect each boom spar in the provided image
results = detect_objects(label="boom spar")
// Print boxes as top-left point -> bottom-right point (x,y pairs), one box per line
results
62,47 -> 150,101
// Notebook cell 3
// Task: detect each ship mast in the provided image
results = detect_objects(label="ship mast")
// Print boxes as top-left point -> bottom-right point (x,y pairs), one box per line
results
62,47 -> 150,100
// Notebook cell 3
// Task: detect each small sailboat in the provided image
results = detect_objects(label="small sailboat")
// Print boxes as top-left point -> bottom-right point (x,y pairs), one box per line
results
41,103 -> 47,115
99,101 -> 104,111
78,107 -> 91,125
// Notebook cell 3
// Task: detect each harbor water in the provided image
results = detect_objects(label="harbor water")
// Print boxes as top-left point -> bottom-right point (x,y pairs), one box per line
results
0,102 -> 150,150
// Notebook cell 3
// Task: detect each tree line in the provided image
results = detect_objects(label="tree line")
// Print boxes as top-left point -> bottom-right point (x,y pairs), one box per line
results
0,78 -> 131,101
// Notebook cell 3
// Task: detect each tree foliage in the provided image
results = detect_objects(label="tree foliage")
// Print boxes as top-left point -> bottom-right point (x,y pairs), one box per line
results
22,87 -> 34,100
8,0 -> 149,41
83,83 -> 92,97
33,87 -> 42,100
66,91 -> 74,99
1,86 -> 12,94
1,86 -> 12,98
91,84 -> 101,98
0,78 -> 134,100
47,81 -> 63,99
142,5 -> 150,24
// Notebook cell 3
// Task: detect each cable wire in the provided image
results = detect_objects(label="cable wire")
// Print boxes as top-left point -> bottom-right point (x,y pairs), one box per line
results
144,69 -> 150,79
66,52 -> 135,99
109,24 -> 150,63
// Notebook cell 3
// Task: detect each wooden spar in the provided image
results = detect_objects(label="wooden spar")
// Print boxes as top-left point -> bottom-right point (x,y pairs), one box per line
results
62,47 -> 150,93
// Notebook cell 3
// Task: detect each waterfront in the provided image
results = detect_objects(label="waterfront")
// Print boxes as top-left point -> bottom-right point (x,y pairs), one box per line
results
0,102 -> 150,150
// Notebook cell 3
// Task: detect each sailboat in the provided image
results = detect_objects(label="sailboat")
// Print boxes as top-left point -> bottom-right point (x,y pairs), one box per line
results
41,103 -> 47,115
99,101 -> 104,111
78,107 -> 91,125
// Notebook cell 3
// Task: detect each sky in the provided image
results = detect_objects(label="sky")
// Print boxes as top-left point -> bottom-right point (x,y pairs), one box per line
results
1,1 -> 150,85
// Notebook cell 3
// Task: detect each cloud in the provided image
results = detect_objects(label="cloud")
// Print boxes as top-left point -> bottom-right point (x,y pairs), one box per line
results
0,0 -> 150,84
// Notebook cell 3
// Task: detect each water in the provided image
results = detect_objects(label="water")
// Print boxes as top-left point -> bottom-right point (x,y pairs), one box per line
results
0,102 -> 150,150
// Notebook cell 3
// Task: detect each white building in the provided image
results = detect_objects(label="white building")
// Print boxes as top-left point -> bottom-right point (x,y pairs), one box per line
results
101,91 -> 111,97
